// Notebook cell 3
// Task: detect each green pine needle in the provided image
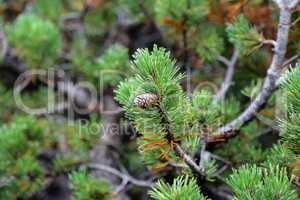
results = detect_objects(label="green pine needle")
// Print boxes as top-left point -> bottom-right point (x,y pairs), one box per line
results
226,15 -> 264,56
149,175 -> 208,200
227,164 -> 298,200
5,14 -> 62,68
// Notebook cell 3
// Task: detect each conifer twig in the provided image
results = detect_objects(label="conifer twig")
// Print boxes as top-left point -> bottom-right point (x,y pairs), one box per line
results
156,105 -> 205,177
89,163 -> 154,188
174,143 -> 205,176
261,39 -> 277,47
210,1 -> 299,140
215,48 -> 239,102
283,54 -> 299,66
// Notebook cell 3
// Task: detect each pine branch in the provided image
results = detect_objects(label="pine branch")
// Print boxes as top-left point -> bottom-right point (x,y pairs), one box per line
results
283,54 -> 300,66
275,0 -> 300,9
210,1 -> 299,140
214,48 -> 239,102
156,104 -> 206,177
174,143 -> 205,176
89,163 -> 154,188
261,39 -> 277,47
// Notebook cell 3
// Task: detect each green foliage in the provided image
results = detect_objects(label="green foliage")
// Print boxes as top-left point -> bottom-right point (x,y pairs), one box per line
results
227,164 -> 298,200
115,46 -> 201,168
280,67 -> 300,154
2,1 -> 300,199
70,35 -> 93,74
149,175 -> 207,200
0,115 -> 52,199
5,14 -> 62,68
115,46 -> 241,170
280,66 -> 300,114
192,90 -> 220,128
20,86 -> 56,109
281,115 -> 300,155
192,90 -> 212,109
218,96 -> 241,121
33,0 -> 63,21
203,159 -> 218,181
193,90 -> 240,130
241,79 -> 263,99
155,0 -> 209,24
0,115 -> 101,198
53,117 -> 101,173
226,15 -> 264,55
119,0 -> 154,21
196,28 -> 224,62
84,2 -> 117,37
69,169 -> 111,200
216,122 -> 266,164
265,143 -> 296,168
95,44 -> 130,87
0,85 -> 14,122
74,43 -> 130,88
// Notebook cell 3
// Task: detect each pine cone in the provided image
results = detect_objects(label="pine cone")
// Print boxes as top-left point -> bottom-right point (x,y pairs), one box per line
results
134,93 -> 158,108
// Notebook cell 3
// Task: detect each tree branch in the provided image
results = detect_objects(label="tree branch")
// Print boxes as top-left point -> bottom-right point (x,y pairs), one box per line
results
261,39 -> 277,47
210,3 -> 298,140
283,54 -> 299,66
89,163 -> 154,188
174,143 -> 205,176
215,48 -> 239,102
156,105 -> 205,177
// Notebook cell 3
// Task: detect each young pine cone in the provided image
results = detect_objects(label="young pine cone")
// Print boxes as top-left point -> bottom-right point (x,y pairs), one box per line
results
134,93 -> 158,108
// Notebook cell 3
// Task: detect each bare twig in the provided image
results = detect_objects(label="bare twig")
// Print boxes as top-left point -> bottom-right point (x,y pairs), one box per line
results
168,162 -> 188,168
214,165 -> 228,177
261,39 -> 277,47
283,54 -> 299,66
174,143 -> 205,176
209,2 -> 299,141
89,163 -> 154,188
292,180 -> 300,188
215,48 -> 239,102
208,152 -> 231,166
115,178 -> 129,193
291,0 -> 300,8
198,135 -> 208,170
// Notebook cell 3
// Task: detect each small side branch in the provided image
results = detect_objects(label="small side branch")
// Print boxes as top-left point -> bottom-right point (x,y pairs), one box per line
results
215,48 -> 239,102
283,54 -> 299,66
89,163 -> 154,188
174,143 -> 205,176
261,39 -> 277,47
